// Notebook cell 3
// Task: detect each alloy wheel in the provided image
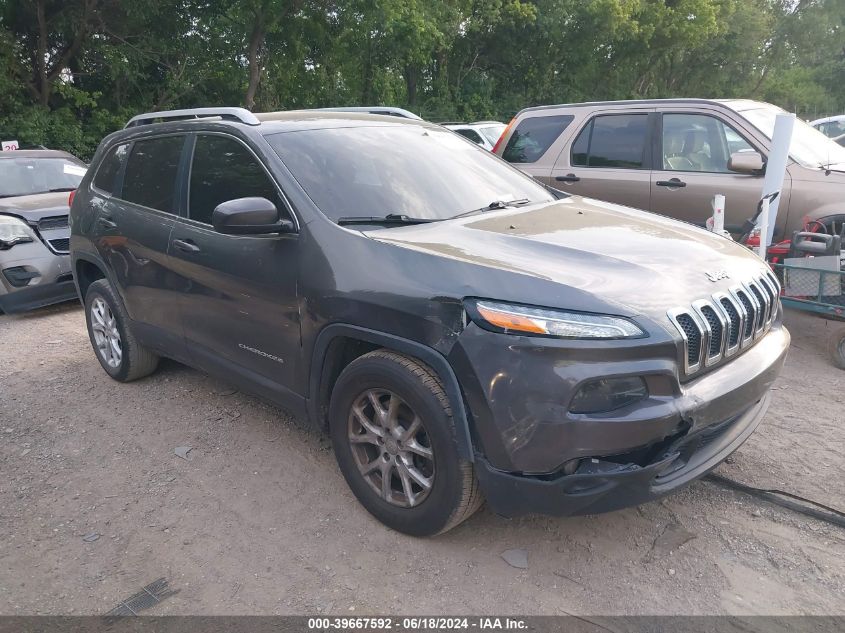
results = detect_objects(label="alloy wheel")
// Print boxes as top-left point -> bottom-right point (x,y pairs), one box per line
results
347,389 -> 435,508
90,297 -> 122,368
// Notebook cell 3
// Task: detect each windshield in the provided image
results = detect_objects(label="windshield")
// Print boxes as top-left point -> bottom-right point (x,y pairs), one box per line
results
478,124 -> 506,146
265,125 -> 552,222
0,157 -> 86,198
741,107 -> 845,168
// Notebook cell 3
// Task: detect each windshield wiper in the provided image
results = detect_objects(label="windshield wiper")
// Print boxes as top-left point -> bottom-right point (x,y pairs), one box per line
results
337,214 -> 440,226
451,198 -> 531,220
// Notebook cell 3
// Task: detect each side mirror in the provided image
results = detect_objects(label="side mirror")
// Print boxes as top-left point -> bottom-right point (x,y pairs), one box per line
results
212,197 -> 295,235
728,151 -> 765,175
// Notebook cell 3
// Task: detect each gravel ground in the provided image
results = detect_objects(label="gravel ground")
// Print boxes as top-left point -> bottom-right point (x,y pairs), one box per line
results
0,302 -> 843,616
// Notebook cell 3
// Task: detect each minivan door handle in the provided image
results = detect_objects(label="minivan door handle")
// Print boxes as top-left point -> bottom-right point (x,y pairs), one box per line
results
172,238 -> 201,253
656,178 -> 686,188
97,216 -> 117,229
555,173 -> 581,183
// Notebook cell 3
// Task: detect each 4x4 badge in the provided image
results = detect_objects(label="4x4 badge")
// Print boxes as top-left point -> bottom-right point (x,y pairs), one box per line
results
705,270 -> 730,282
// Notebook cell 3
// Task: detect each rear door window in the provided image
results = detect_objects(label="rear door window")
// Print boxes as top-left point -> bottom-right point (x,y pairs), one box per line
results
502,115 -> 574,163
571,114 -> 649,169
188,135 -> 280,225
120,136 -> 185,213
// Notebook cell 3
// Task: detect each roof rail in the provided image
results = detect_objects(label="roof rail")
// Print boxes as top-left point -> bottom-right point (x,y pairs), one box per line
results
124,107 -> 261,129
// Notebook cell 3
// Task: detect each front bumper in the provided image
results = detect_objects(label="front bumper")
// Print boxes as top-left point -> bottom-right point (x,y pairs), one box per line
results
476,390 -> 770,517
0,241 -> 76,313
449,318 -> 790,517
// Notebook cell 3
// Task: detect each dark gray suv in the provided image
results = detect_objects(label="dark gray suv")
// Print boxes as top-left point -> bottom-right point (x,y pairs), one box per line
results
70,107 -> 790,536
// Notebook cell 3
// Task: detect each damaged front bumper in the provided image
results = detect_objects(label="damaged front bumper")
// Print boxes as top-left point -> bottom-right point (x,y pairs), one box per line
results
452,314 -> 790,518
475,390 -> 770,517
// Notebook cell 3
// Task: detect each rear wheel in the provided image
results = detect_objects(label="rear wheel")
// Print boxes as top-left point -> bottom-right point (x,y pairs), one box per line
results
829,325 -> 845,370
329,350 -> 483,536
84,279 -> 159,381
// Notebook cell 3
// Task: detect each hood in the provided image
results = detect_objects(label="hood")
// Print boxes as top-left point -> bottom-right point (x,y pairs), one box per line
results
365,196 -> 770,318
0,191 -> 71,223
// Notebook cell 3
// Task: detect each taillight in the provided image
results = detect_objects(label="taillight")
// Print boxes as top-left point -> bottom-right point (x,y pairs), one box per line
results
492,117 -> 515,154
68,189 -> 76,208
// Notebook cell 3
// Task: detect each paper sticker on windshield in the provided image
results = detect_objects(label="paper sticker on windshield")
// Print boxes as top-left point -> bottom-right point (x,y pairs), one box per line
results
64,164 -> 87,176
2,140 -> 19,151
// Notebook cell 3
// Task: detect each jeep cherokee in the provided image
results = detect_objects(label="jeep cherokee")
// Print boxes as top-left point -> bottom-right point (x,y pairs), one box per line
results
70,107 -> 790,536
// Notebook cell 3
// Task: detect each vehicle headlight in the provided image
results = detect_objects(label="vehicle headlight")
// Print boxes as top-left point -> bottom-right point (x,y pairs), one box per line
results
0,216 -> 36,249
468,300 -> 644,339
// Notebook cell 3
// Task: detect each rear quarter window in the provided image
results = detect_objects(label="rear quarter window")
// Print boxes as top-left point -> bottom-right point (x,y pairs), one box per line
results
93,144 -> 128,194
502,114 -> 574,163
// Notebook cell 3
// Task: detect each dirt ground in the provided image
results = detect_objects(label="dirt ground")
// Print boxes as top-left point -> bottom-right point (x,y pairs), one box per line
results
0,302 -> 843,616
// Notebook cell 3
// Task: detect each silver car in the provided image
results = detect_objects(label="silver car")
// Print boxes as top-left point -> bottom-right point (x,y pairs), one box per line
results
0,149 -> 85,313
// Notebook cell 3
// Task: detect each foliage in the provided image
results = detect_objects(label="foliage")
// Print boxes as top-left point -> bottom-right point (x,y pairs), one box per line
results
0,0 -> 842,159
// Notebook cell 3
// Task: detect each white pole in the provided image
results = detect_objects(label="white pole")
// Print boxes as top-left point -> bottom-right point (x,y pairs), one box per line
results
711,194 -> 726,234
758,197 -> 769,258
758,113 -> 795,247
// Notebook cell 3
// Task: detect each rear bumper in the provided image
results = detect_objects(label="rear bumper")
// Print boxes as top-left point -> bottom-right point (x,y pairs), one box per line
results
477,390 -> 770,517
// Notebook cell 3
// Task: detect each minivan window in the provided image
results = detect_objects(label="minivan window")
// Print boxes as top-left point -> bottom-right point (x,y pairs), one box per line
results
120,136 -> 184,213
189,135 -> 280,225
661,113 -> 754,173
572,114 -> 649,169
93,144 -> 128,194
266,125 -> 553,222
502,115 -> 573,163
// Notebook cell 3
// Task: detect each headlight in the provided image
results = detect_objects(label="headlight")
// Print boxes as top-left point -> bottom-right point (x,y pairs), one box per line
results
0,216 -> 36,249
468,300 -> 644,339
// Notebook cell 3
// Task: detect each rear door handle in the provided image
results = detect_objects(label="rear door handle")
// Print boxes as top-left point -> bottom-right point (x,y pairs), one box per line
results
172,238 -> 201,253
656,178 -> 686,188
97,216 -> 117,229
555,173 -> 581,183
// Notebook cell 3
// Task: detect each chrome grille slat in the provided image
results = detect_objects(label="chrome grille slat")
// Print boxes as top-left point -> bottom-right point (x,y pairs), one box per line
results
668,273 -> 779,378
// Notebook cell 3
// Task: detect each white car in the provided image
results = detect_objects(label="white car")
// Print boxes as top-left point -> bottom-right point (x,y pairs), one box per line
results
443,121 -> 507,151
810,114 -> 845,138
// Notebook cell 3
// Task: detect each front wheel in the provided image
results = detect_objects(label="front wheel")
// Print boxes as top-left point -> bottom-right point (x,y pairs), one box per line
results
84,279 -> 159,381
329,350 -> 483,536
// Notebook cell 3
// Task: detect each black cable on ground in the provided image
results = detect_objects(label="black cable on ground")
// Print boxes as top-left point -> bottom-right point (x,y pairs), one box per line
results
704,473 -> 845,529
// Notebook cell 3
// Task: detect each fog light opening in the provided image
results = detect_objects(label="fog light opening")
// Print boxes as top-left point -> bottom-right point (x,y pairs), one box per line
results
569,377 -> 648,414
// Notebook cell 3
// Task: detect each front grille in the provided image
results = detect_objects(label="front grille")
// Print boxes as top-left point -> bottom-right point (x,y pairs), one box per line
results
48,237 -> 70,253
38,215 -> 69,230
668,272 -> 779,378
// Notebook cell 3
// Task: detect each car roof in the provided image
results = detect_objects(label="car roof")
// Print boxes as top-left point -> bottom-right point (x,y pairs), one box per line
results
0,149 -> 80,160
114,109 -> 438,142
809,114 -> 845,126
516,98 -> 776,116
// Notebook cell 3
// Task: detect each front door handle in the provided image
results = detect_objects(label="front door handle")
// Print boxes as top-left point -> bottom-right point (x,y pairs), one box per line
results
656,178 -> 686,188
97,216 -> 117,229
172,238 -> 201,253
555,173 -> 581,183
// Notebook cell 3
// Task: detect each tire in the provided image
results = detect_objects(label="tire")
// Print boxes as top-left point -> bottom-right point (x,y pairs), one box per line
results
84,279 -> 159,382
329,349 -> 483,536
828,325 -> 845,370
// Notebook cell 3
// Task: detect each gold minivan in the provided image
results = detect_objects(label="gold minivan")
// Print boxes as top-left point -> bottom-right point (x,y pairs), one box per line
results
494,99 -> 845,241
